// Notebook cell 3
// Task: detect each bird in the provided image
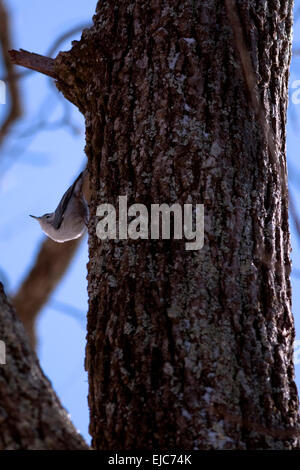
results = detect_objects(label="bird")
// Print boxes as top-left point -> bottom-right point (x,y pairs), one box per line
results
30,170 -> 89,243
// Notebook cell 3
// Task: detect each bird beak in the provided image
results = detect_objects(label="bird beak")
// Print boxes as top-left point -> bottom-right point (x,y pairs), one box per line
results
29,215 -> 38,219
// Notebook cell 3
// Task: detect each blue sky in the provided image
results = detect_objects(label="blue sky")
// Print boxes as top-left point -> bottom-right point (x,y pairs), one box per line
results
288,3 -> 300,376
0,0 -> 97,443
1,0 -> 300,446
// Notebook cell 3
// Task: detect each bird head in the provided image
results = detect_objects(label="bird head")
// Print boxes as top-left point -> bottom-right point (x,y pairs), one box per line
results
30,213 -> 55,232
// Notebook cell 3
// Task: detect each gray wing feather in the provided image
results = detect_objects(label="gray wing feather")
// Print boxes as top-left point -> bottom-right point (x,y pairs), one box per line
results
52,172 -> 83,230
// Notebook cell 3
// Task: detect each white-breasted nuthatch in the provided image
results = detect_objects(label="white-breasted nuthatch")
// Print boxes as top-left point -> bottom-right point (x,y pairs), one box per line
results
30,170 -> 89,243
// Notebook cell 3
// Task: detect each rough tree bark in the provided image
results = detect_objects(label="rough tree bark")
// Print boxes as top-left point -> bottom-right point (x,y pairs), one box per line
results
9,0 -> 300,450
0,284 -> 88,449
53,0 -> 299,449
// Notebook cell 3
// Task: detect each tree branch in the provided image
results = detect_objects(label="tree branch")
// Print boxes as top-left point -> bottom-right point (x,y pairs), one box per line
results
13,237 -> 82,348
0,0 -> 22,146
9,50 -> 56,78
0,283 -> 88,449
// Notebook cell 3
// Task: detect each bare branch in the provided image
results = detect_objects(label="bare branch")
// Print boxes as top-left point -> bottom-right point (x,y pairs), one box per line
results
0,0 -> 22,146
13,236 -> 82,348
2,23 -> 90,82
289,192 -> 300,245
50,299 -> 85,326
47,23 -> 90,57
9,49 -> 56,78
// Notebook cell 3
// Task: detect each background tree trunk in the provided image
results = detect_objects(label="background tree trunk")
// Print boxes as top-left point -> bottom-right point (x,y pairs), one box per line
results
13,237 -> 81,349
0,283 -> 87,449
54,0 -> 299,449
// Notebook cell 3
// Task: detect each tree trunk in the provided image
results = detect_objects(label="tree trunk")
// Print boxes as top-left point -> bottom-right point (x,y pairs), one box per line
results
54,0 -> 299,449
0,284 -> 88,449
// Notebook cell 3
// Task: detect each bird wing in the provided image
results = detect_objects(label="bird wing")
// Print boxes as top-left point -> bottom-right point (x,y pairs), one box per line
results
52,172 -> 83,230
